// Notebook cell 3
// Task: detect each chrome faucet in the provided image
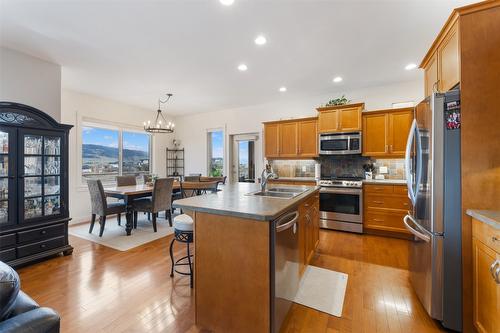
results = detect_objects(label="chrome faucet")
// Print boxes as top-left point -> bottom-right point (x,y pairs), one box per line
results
261,164 -> 278,192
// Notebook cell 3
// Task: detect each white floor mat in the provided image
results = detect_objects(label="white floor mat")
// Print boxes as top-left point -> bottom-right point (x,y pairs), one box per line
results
294,265 -> 348,317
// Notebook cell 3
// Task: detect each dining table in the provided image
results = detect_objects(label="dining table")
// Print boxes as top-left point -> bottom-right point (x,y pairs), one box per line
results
104,181 -> 220,236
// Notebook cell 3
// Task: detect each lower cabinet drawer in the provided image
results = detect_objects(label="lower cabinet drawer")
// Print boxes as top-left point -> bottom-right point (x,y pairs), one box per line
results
17,223 -> 65,244
0,233 -> 16,249
364,211 -> 410,234
0,248 -> 16,262
17,236 -> 66,258
365,195 -> 410,210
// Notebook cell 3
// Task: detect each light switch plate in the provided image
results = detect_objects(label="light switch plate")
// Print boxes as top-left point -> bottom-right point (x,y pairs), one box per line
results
379,166 -> 388,174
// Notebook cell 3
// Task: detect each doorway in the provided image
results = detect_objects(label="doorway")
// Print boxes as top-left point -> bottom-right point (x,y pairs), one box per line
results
231,134 -> 258,183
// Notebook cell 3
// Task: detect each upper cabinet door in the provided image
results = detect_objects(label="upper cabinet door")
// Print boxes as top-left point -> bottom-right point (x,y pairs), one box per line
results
388,110 -> 414,156
264,123 -> 279,158
338,107 -> 361,131
362,113 -> 387,156
279,122 -> 298,157
0,127 -> 17,227
424,52 -> 439,97
298,119 -> 318,157
438,21 -> 460,92
318,110 -> 338,133
19,129 -> 65,224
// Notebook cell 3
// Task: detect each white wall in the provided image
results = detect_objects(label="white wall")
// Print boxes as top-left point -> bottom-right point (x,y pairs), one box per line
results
61,89 -> 174,223
0,47 -> 61,121
173,79 -> 423,179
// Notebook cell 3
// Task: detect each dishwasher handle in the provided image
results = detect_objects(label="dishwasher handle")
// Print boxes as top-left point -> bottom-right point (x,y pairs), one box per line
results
276,211 -> 299,233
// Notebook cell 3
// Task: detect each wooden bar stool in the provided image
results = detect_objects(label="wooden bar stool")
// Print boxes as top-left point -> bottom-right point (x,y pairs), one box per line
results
169,214 -> 194,288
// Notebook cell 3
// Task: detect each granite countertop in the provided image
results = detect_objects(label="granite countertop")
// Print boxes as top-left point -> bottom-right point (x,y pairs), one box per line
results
173,182 -> 319,221
363,179 -> 407,185
466,209 -> 500,230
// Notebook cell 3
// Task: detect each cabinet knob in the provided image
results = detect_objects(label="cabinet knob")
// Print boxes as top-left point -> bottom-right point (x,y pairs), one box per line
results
489,260 -> 500,282
40,244 -> 46,249
492,236 -> 499,243
41,230 -> 47,235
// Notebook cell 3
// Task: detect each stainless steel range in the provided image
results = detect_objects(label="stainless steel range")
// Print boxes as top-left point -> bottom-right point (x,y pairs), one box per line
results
319,176 -> 363,233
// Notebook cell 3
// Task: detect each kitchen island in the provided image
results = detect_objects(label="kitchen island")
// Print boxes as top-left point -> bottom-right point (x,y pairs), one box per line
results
173,183 -> 320,333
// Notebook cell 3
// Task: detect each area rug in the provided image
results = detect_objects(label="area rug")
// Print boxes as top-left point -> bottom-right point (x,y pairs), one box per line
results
294,265 -> 348,317
69,214 -> 174,251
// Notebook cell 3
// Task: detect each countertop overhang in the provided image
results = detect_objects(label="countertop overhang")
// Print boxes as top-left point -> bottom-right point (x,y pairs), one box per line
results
173,183 -> 319,221
466,209 -> 500,229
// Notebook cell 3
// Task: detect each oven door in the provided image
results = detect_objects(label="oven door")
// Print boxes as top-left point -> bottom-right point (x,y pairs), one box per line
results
319,187 -> 362,223
319,135 -> 349,155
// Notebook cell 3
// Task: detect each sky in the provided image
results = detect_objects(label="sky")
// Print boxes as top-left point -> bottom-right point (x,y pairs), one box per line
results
82,126 -> 150,152
211,131 -> 223,158
239,141 -> 248,164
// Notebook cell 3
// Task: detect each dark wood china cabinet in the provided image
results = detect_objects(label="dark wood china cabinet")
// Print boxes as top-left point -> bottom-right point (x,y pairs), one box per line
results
0,102 -> 73,267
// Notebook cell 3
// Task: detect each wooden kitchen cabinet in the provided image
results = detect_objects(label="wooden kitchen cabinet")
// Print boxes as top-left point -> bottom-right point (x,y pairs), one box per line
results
317,103 -> 364,133
424,52 -> 439,97
421,19 -> 460,96
299,193 -> 320,277
264,123 -> 279,158
363,184 -> 411,238
279,121 -> 298,157
263,117 -> 318,159
298,119 -> 318,157
362,108 -> 413,158
472,218 -> 500,333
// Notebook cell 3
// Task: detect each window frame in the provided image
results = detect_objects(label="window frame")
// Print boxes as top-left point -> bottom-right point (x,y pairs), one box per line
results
78,120 -> 152,188
206,128 -> 225,177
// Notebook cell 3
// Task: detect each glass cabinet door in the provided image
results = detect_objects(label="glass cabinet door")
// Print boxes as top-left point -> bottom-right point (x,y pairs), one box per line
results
21,131 -> 63,222
0,127 -> 16,226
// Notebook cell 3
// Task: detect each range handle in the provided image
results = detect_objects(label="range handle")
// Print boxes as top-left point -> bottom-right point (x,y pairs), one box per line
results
276,211 -> 299,233
403,214 -> 431,243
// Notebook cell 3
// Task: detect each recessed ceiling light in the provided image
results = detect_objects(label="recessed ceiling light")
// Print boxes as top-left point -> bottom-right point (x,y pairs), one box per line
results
405,63 -> 417,70
279,87 -> 287,92
254,35 -> 267,45
220,0 -> 234,6
237,64 -> 248,71
333,76 -> 343,83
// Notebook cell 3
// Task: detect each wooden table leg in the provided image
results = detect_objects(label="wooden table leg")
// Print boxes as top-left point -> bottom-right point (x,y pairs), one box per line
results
125,195 -> 133,236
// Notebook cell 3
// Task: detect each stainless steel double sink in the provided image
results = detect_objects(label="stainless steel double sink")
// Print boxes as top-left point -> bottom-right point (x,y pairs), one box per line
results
248,187 -> 308,199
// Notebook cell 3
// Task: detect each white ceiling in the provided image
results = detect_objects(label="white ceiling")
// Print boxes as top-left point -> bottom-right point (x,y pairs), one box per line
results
0,0 -> 474,116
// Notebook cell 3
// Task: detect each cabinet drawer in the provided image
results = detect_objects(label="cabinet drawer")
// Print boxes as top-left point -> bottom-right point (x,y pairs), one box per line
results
0,233 -> 16,249
0,248 -> 16,262
472,218 -> 500,253
364,184 -> 393,194
17,236 -> 66,258
393,185 -> 408,195
17,223 -> 65,244
365,195 -> 410,210
364,212 -> 409,234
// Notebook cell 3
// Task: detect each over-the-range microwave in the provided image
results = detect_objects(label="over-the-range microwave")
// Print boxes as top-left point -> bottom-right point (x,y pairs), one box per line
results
319,132 -> 362,155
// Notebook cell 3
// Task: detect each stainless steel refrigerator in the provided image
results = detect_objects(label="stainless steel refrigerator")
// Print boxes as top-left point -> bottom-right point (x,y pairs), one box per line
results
404,90 -> 462,331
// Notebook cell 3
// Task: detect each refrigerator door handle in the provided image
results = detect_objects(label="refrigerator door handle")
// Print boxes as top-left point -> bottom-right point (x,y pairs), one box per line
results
405,119 -> 417,205
404,214 -> 431,243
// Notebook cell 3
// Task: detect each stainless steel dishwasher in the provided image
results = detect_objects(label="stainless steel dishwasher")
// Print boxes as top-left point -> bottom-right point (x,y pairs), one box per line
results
273,210 -> 300,332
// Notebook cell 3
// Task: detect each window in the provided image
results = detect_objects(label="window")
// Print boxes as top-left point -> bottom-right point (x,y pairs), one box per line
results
81,124 -> 151,184
122,131 -> 151,175
237,140 -> 255,182
207,130 -> 224,177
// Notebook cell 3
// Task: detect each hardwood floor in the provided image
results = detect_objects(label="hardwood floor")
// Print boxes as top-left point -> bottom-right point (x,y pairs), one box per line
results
17,228 -> 448,333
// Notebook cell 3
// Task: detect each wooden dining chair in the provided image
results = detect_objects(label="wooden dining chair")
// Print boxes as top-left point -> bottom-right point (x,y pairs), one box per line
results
87,179 -> 127,237
183,175 -> 200,182
132,178 -> 174,231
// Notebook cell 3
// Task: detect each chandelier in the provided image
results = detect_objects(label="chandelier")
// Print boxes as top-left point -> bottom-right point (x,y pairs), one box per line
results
144,93 -> 175,133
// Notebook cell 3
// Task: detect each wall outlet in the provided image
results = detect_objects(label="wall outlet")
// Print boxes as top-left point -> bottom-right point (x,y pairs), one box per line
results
302,166 -> 307,172
379,166 -> 388,174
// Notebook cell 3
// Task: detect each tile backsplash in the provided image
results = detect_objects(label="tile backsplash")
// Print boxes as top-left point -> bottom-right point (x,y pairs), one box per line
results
268,157 -> 405,180
372,158 -> 405,179
269,160 -> 316,178
317,155 -> 405,180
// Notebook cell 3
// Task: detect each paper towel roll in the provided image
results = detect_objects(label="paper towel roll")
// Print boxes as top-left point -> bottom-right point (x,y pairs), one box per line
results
315,163 -> 321,180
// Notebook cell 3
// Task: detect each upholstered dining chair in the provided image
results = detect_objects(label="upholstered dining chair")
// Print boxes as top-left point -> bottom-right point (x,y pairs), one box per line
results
87,179 -> 127,237
115,175 -> 137,225
132,178 -> 174,231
